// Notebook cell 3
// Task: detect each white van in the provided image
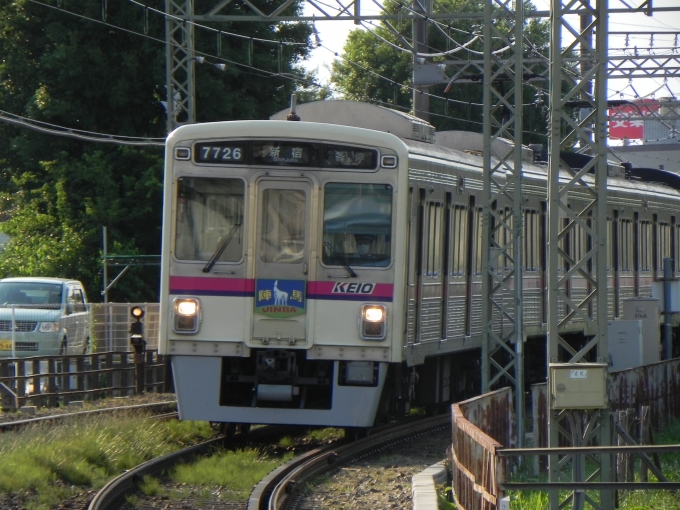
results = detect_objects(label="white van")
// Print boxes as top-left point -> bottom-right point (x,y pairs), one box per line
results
0,277 -> 91,357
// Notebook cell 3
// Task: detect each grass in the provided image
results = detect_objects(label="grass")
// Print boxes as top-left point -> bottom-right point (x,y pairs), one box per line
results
0,411 -> 345,510
505,420 -> 680,510
134,427 -> 344,503
0,412 -> 214,510
166,447 -> 296,500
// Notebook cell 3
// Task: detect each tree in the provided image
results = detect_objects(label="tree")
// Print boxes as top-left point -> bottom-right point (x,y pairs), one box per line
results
0,0 -> 312,301
330,0 -> 551,145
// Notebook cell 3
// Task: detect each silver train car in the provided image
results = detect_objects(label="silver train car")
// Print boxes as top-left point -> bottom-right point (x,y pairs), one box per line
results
159,100 -> 680,428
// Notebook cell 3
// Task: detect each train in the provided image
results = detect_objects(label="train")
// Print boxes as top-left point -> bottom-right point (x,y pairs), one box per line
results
158,100 -> 680,430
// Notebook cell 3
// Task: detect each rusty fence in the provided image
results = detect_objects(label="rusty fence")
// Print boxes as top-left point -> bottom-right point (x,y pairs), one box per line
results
0,350 -> 169,410
450,387 -> 514,510
451,357 -> 680,509
532,357 -> 680,449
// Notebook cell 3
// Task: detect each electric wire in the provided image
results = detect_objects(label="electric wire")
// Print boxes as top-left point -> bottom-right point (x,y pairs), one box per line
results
26,0 -> 677,143
0,109 -> 165,147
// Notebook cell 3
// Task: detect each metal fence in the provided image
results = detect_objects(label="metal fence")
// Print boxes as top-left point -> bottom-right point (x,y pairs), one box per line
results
450,388 -> 514,510
91,303 -> 160,352
0,302 -> 166,410
0,302 -> 160,358
451,357 -> 680,509
0,350 -> 168,411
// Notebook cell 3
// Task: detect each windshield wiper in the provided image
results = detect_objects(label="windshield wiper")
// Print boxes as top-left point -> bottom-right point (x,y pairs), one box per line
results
323,241 -> 357,278
203,222 -> 241,273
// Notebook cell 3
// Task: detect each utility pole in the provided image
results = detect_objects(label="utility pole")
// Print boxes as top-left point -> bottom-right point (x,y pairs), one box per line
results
547,0 -> 612,507
412,0 -> 431,121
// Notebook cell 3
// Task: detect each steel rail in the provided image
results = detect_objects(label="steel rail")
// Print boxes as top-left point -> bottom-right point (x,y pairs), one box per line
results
249,414 -> 451,510
88,424 -> 298,510
0,401 -> 177,432
88,435 -> 227,510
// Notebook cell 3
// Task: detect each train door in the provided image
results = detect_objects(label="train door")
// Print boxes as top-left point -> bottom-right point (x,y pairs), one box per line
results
250,179 -> 312,347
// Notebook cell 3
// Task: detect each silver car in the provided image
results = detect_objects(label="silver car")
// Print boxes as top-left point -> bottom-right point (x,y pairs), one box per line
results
0,277 -> 91,357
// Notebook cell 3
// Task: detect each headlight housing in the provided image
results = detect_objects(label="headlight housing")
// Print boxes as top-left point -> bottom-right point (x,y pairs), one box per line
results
39,322 -> 60,333
173,298 -> 201,334
360,304 -> 387,340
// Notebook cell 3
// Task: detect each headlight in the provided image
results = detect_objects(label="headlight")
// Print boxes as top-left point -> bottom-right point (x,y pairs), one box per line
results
173,298 -> 201,334
360,304 -> 387,340
39,322 -> 60,333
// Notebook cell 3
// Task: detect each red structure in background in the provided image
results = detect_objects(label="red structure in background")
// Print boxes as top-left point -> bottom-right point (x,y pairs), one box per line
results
609,100 -> 659,139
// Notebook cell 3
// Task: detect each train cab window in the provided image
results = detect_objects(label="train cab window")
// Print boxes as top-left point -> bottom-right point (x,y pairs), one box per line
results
261,189 -> 306,263
174,177 -> 244,262
322,183 -> 392,267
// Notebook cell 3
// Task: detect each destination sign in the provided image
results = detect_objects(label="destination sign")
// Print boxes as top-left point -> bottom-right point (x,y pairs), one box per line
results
252,141 -> 316,166
193,140 -> 378,170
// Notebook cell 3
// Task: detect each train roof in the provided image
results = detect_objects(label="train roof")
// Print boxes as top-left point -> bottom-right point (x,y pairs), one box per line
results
270,100 -> 435,143
271,100 -> 536,165
271,100 -> 680,194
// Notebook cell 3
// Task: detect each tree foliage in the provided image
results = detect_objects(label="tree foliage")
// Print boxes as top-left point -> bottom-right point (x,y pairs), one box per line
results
330,0 -> 551,144
0,0 -> 311,301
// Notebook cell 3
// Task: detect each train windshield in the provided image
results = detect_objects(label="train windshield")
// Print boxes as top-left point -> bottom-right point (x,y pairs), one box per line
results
322,183 -> 392,267
174,177 -> 244,262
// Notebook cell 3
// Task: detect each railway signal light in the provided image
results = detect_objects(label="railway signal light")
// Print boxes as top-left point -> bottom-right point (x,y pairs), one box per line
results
130,306 -> 146,394
130,306 -> 146,352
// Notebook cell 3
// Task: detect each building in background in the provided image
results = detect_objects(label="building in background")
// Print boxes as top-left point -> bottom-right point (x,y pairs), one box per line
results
608,98 -> 680,174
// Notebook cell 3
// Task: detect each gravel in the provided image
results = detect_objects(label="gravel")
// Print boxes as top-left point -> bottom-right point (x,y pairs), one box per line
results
0,396 -> 452,510
122,425 -> 452,510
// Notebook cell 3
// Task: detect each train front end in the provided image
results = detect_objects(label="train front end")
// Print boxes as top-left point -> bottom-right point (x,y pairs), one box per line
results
159,120 -> 408,428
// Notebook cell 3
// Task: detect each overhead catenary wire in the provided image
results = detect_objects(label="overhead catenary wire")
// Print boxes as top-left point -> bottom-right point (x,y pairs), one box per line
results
26,0 -> 675,143
0,109 -> 166,147
8,2 -> 551,142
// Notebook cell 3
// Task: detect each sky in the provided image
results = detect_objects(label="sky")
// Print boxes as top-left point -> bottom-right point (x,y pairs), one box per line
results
302,0 -> 680,101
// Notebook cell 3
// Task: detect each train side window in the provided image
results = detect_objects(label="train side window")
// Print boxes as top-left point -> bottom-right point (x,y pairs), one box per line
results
657,221 -> 671,273
607,217 -> 613,272
639,220 -> 652,271
450,205 -> 468,276
620,219 -> 633,272
676,223 -> 680,274
473,208 -> 484,275
572,219 -> 586,264
524,210 -> 539,272
175,177 -> 245,263
500,207 -> 514,270
425,202 -> 443,277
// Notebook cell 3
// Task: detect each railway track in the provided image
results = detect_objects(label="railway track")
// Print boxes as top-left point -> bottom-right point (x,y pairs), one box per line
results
87,414 -> 450,510
0,401 -> 177,432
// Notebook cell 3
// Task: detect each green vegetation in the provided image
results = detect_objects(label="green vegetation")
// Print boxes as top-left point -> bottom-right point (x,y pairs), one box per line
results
329,0 -> 551,144
166,448 -> 295,501
0,0 -> 313,300
134,427 -> 344,504
0,412 -> 214,509
0,407 -> 345,509
437,484 -> 457,509
506,420 -> 680,510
